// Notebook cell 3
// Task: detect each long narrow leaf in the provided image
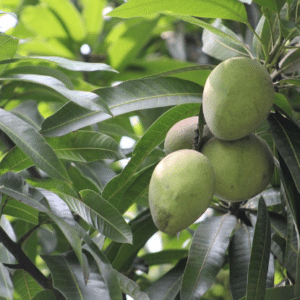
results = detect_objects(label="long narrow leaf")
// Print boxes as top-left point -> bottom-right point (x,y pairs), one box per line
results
246,198 -> 271,300
41,78 -> 202,137
268,111 -> 300,193
180,213 -> 237,300
0,109 -> 69,181
102,103 -> 200,206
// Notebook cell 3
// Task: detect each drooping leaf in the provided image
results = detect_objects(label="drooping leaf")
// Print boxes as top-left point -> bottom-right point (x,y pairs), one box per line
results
0,130 -> 122,175
41,77 -> 202,137
2,199 -> 39,224
115,271 -> 150,300
246,198 -> 271,300
0,75 -> 112,113
268,111 -> 300,193
77,228 -> 123,300
229,224 -> 254,300
32,290 -> 56,300
78,189 -> 133,244
106,209 -> 158,272
0,33 -> 18,73
202,19 -> 249,60
180,213 -> 237,300
0,109 -> 69,181
10,100 -> 44,131
12,269 -> 43,300
0,262 -> 13,299
145,259 -> 186,300
252,0 -> 286,12
42,251 -> 116,300
41,0 -> 86,41
140,249 -> 188,266
107,18 -> 158,70
240,286 -> 295,300
108,0 -> 248,24
102,103 -> 200,207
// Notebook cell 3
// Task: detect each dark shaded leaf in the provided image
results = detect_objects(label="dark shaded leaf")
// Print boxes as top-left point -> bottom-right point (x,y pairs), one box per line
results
268,111 -> 300,193
145,259 -> 186,300
32,290 -> 56,300
0,109 -> 69,181
79,189 -> 132,244
229,224 -> 254,300
141,249 -> 188,266
180,214 -> 237,300
106,209 -> 158,272
246,198 -> 271,300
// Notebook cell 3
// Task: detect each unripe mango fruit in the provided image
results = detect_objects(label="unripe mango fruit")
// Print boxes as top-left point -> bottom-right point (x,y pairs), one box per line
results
149,149 -> 215,235
201,134 -> 274,202
164,116 -> 212,154
203,57 -> 274,141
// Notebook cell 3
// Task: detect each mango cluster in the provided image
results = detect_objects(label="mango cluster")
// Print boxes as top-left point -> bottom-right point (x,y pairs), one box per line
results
149,57 -> 275,235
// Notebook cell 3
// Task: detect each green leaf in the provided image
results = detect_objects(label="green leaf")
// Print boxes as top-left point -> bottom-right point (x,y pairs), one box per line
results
180,214 -> 237,300
140,249 -> 188,266
78,229 -> 123,300
0,75 -> 112,113
41,77 -> 202,136
240,286 -> 296,300
102,103 -> 200,207
10,100 -> 44,131
107,18 -> 158,70
79,189 -> 133,244
0,33 -> 18,73
81,0 -> 106,45
173,15 -> 252,57
106,209 -> 158,272
42,251 -> 115,300
32,290 -> 56,300
145,259 -> 186,300
268,111 -> 300,193
108,0 -> 248,23
0,109 -> 69,181
2,199 -> 39,224
202,19 -> 249,60
246,198 -> 271,300
252,0 -> 286,12
38,189 -> 85,269
279,79 -> 300,87
274,93 -> 293,117
229,224 -> 254,300
32,56 -> 117,73
41,0 -> 86,41
115,271 -> 150,300
12,269 -> 43,300
0,130 -> 122,175
0,263 -> 13,299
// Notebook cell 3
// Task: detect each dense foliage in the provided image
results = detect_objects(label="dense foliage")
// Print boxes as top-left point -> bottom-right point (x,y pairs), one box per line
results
0,0 -> 299,299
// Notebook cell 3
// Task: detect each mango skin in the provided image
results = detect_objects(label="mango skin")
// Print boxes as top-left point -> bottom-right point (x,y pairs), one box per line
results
164,117 -> 212,154
149,149 -> 215,235
203,57 -> 274,141
201,134 -> 274,202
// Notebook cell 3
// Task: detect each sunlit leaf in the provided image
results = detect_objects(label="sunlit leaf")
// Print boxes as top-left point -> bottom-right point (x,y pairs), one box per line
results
0,33 -> 18,73
41,77 -> 202,136
12,269 -> 43,300
0,75 -> 112,113
108,0 -> 248,23
252,0 -> 286,12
